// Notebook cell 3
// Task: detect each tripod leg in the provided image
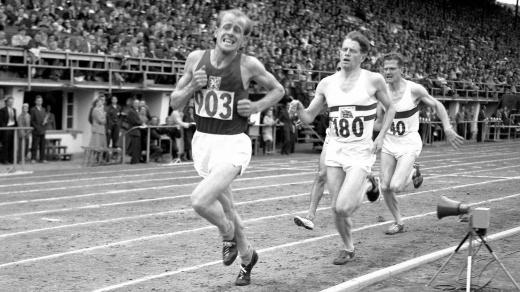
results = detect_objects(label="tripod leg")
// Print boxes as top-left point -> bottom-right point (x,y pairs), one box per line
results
476,233 -> 520,291
427,232 -> 471,287
466,232 -> 473,292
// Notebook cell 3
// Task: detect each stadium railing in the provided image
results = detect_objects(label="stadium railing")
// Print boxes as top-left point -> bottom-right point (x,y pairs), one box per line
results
0,46 -> 184,90
120,125 -> 180,164
0,46 -> 512,99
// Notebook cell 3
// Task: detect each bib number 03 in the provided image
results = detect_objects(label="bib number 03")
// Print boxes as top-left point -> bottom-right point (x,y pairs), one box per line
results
194,89 -> 235,120
329,117 -> 364,138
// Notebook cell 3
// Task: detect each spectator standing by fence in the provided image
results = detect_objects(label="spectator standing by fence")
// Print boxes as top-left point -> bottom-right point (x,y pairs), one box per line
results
261,107 -> 277,154
127,98 -> 142,164
88,98 -> 107,148
456,105 -> 466,139
30,95 -> 46,163
477,105 -> 487,142
16,102 -> 30,162
106,96 -> 121,149
45,105 -> 56,130
0,96 -> 17,164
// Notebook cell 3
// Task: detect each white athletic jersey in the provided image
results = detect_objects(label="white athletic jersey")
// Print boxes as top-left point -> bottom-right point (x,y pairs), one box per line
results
325,69 -> 377,143
387,80 -> 419,136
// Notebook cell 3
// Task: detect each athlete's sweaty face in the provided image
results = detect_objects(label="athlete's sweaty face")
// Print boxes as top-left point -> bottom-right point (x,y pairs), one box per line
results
383,60 -> 402,84
338,39 -> 365,70
215,14 -> 246,54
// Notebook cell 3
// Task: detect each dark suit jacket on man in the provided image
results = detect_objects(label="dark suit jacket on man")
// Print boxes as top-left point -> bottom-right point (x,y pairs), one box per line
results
0,107 -> 17,127
30,106 -> 47,135
0,106 -> 17,139
126,107 -> 142,137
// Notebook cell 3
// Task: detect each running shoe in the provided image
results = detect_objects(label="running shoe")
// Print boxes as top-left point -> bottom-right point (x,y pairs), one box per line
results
366,175 -> 380,202
385,223 -> 405,235
294,215 -> 315,230
412,163 -> 423,189
332,249 -> 355,265
222,237 -> 238,266
235,250 -> 259,286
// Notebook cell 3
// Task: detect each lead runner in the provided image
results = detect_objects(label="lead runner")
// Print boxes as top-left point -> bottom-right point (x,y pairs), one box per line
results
170,9 -> 284,286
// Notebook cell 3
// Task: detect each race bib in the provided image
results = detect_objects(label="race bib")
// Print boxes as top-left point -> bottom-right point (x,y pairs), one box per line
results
329,106 -> 365,139
194,89 -> 235,120
389,120 -> 407,136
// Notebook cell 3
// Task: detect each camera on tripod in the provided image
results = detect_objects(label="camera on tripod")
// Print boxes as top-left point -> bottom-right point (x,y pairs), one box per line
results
437,195 -> 490,233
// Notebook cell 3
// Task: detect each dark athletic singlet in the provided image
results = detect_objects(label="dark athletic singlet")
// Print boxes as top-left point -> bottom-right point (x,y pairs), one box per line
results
193,50 -> 249,135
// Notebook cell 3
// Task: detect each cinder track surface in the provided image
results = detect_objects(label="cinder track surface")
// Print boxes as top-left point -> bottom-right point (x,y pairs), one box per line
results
1,141 -> 519,292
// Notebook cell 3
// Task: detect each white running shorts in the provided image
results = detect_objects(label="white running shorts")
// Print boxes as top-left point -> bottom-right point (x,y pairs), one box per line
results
192,131 -> 252,178
382,132 -> 422,159
325,138 -> 376,173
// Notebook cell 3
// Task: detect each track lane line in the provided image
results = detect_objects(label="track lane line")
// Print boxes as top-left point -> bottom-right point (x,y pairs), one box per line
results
1,176 -> 519,269
90,193 -> 520,292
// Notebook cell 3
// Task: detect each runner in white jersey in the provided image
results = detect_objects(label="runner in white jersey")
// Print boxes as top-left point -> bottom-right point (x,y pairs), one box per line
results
289,31 -> 396,265
378,53 -> 463,235
170,9 -> 284,286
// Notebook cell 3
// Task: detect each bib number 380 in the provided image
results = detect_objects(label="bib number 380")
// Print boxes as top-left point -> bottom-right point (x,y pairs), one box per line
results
329,117 -> 364,138
194,90 -> 235,120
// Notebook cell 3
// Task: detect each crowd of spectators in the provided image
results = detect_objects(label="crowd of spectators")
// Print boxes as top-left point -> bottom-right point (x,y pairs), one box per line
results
0,0 -> 519,161
0,0 -> 517,100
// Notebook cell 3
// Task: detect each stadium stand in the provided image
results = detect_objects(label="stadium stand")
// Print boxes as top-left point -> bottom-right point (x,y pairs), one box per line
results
0,0 -> 518,161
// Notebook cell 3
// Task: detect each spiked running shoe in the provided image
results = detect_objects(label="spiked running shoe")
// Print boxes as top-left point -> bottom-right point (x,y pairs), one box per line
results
385,223 -> 405,235
412,163 -> 423,189
333,249 -> 355,265
366,175 -> 380,202
222,237 -> 238,266
235,250 -> 259,286
294,215 -> 315,230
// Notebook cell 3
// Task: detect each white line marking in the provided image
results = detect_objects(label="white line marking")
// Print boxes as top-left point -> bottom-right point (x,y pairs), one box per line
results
320,226 -> 520,292
0,180 -> 314,219
1,176 -> 520,270
0,166 -> 299,195
2,164 -> 519,240
40,218 -> 61,222
0,171 -> 316,206
91,193 -> 520,292
0,143 -> 514,188
3,152 -> 519,205
451,174 -> 513,179
2,162 -> 519,220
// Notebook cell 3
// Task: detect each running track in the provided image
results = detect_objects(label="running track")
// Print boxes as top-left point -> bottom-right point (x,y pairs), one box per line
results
1,141 -> 519,291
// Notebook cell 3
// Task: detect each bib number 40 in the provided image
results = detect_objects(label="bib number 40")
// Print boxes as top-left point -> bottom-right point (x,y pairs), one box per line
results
390,121 -> 406,136
329,117 -> 364,138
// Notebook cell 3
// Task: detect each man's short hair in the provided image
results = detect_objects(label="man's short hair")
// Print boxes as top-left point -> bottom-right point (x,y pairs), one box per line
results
383,52 -> 406,67
345,31 -> 370,54
216,9 -> 252,36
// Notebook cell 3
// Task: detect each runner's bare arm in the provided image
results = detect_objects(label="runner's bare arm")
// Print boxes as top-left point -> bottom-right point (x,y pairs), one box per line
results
413,84 -> 452,130
290,78 -> 327,124
373,102 -> 385,132
414,84 -> 463,149
238,56 -> 284,117
373,75 -> 395,137
170,50 -> 205,111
